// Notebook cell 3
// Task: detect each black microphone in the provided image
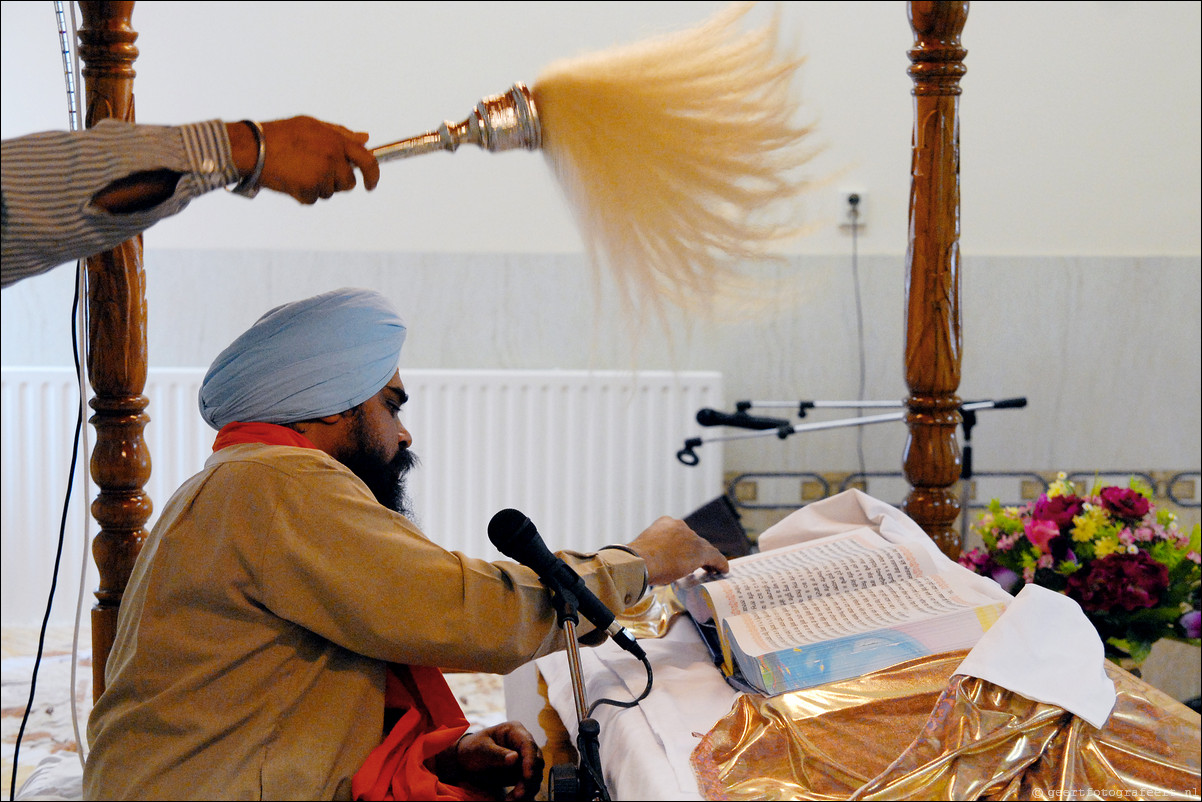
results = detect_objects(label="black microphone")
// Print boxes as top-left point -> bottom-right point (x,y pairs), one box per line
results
695,408 -> 790,430
488,508 -> 646,659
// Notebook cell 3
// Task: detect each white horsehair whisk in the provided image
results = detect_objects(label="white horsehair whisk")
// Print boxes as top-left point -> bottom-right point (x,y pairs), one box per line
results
370,3 -> 819,322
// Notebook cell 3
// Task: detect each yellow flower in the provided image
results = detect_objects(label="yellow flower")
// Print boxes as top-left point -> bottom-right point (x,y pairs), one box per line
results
1071,506 -> 1108,543
1094,537 -> 1123,558
1047,472 -> 1074,498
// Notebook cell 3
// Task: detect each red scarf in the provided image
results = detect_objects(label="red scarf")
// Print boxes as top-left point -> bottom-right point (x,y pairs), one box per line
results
212,420 -> 318,451
214,422 -> 479,801
353,665 -> 486,802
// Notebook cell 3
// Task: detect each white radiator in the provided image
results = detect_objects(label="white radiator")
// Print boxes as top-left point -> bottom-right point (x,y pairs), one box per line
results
2,367 -> 723,627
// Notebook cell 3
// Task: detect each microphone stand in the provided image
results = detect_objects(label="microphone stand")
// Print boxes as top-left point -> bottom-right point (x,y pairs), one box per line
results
677,410 -> 904,465
735,398 -> 905,416
682,394 -> 1028,553
547,586 -> 610,802
678,394 -> 1029,538
960,406 -> 978,550
681,397 -> 1027,551
954,397 -> 1027,548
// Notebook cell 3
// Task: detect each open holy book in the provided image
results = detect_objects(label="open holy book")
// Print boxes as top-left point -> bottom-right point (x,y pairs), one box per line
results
673,526 -> 1010,696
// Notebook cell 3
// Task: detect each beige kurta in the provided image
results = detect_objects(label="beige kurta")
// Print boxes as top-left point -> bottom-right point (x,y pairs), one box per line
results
83,443 -> 647,800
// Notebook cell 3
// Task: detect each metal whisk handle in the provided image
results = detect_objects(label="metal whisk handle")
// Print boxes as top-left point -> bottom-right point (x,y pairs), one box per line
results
371,82 -> 541,163
375,124 -> 463,162
372,130 -> 455,162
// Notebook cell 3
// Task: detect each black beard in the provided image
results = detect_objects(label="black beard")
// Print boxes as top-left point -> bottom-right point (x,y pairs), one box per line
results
342,447 -> 419,519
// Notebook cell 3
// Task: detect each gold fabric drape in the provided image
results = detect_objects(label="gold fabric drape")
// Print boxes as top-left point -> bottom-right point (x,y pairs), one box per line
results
692,654 -> 1201,801
544,593 -> 1200,800
616,584 -> 685,639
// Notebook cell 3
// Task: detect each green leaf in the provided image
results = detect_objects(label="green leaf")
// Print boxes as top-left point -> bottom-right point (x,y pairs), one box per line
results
1128,476 -> 1154,500
1106,636 -> 1153,665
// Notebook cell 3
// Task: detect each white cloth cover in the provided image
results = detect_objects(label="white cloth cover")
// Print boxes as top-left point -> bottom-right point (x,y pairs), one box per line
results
530,490 -> 1117,800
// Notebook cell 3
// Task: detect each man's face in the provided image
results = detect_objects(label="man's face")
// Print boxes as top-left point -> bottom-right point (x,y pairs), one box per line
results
336,373 -> 419,517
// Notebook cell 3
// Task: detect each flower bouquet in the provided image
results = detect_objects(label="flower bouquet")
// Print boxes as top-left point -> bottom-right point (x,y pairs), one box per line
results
960,473 -> 1201,668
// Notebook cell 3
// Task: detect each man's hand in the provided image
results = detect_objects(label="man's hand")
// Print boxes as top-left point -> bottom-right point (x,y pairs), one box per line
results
625,516 -> 729,585
438,721 -> 545,801
229,116 -> 381,204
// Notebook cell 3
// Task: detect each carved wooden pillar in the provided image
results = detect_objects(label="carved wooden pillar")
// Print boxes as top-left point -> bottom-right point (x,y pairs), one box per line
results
78,1 -> 152,701
902,1 -> 967,559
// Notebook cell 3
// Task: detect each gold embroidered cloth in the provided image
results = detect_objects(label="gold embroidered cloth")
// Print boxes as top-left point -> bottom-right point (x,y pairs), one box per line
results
691,652 -> 1201,801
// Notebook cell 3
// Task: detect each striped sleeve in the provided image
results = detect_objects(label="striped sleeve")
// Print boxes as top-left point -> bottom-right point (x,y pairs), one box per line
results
1,119 -> 239,289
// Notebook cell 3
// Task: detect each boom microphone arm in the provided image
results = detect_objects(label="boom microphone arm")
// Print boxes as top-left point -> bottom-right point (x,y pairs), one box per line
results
679,398 -> 1027,465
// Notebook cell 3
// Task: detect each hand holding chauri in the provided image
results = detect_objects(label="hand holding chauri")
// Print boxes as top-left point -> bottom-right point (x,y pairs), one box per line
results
228,116 -> 381,204
91,116 -> 382,214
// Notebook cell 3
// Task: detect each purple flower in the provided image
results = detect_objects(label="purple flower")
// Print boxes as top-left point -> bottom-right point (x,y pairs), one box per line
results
990,566 -> 1021,592
1099,486 -> 1151,521
1033,493 -> 1084,531
1181,610 -> 1201,640
960,549 -> 1022,593
1065,551 -> 1169,613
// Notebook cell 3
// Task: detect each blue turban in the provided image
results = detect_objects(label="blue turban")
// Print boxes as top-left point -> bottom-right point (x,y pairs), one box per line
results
199,288 -> 407,429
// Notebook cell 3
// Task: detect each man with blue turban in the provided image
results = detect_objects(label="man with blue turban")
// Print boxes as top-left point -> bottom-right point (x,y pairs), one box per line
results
83,288 -> 727,801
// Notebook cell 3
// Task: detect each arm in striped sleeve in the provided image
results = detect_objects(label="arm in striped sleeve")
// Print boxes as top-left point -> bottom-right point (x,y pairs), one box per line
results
1,119 -> 235,288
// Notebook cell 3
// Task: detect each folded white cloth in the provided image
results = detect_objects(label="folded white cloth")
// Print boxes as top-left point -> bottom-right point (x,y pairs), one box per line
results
954,583 -> 1116,728
760,487 -> 944,556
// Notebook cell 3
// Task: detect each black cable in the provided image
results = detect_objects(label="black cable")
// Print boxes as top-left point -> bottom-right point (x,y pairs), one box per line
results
10,9 -> 91,798
585,652 -> 653,719
8,263 -> 86,802
575,655 -> 654,802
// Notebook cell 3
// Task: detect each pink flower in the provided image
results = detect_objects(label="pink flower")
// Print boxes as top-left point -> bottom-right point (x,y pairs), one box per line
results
1065,551 -> 1169,613
1033,493 -> 1084,530
958,548 -> 990,571
1024,518 -> 1060,553
1099,486 -> 1150,521
1130,526 -> 1155,543
996,532 -> 1020,551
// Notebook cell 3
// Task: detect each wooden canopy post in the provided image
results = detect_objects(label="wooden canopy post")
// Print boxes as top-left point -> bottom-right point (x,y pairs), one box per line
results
902,1 -> 968,559
78,0 -> 152,701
